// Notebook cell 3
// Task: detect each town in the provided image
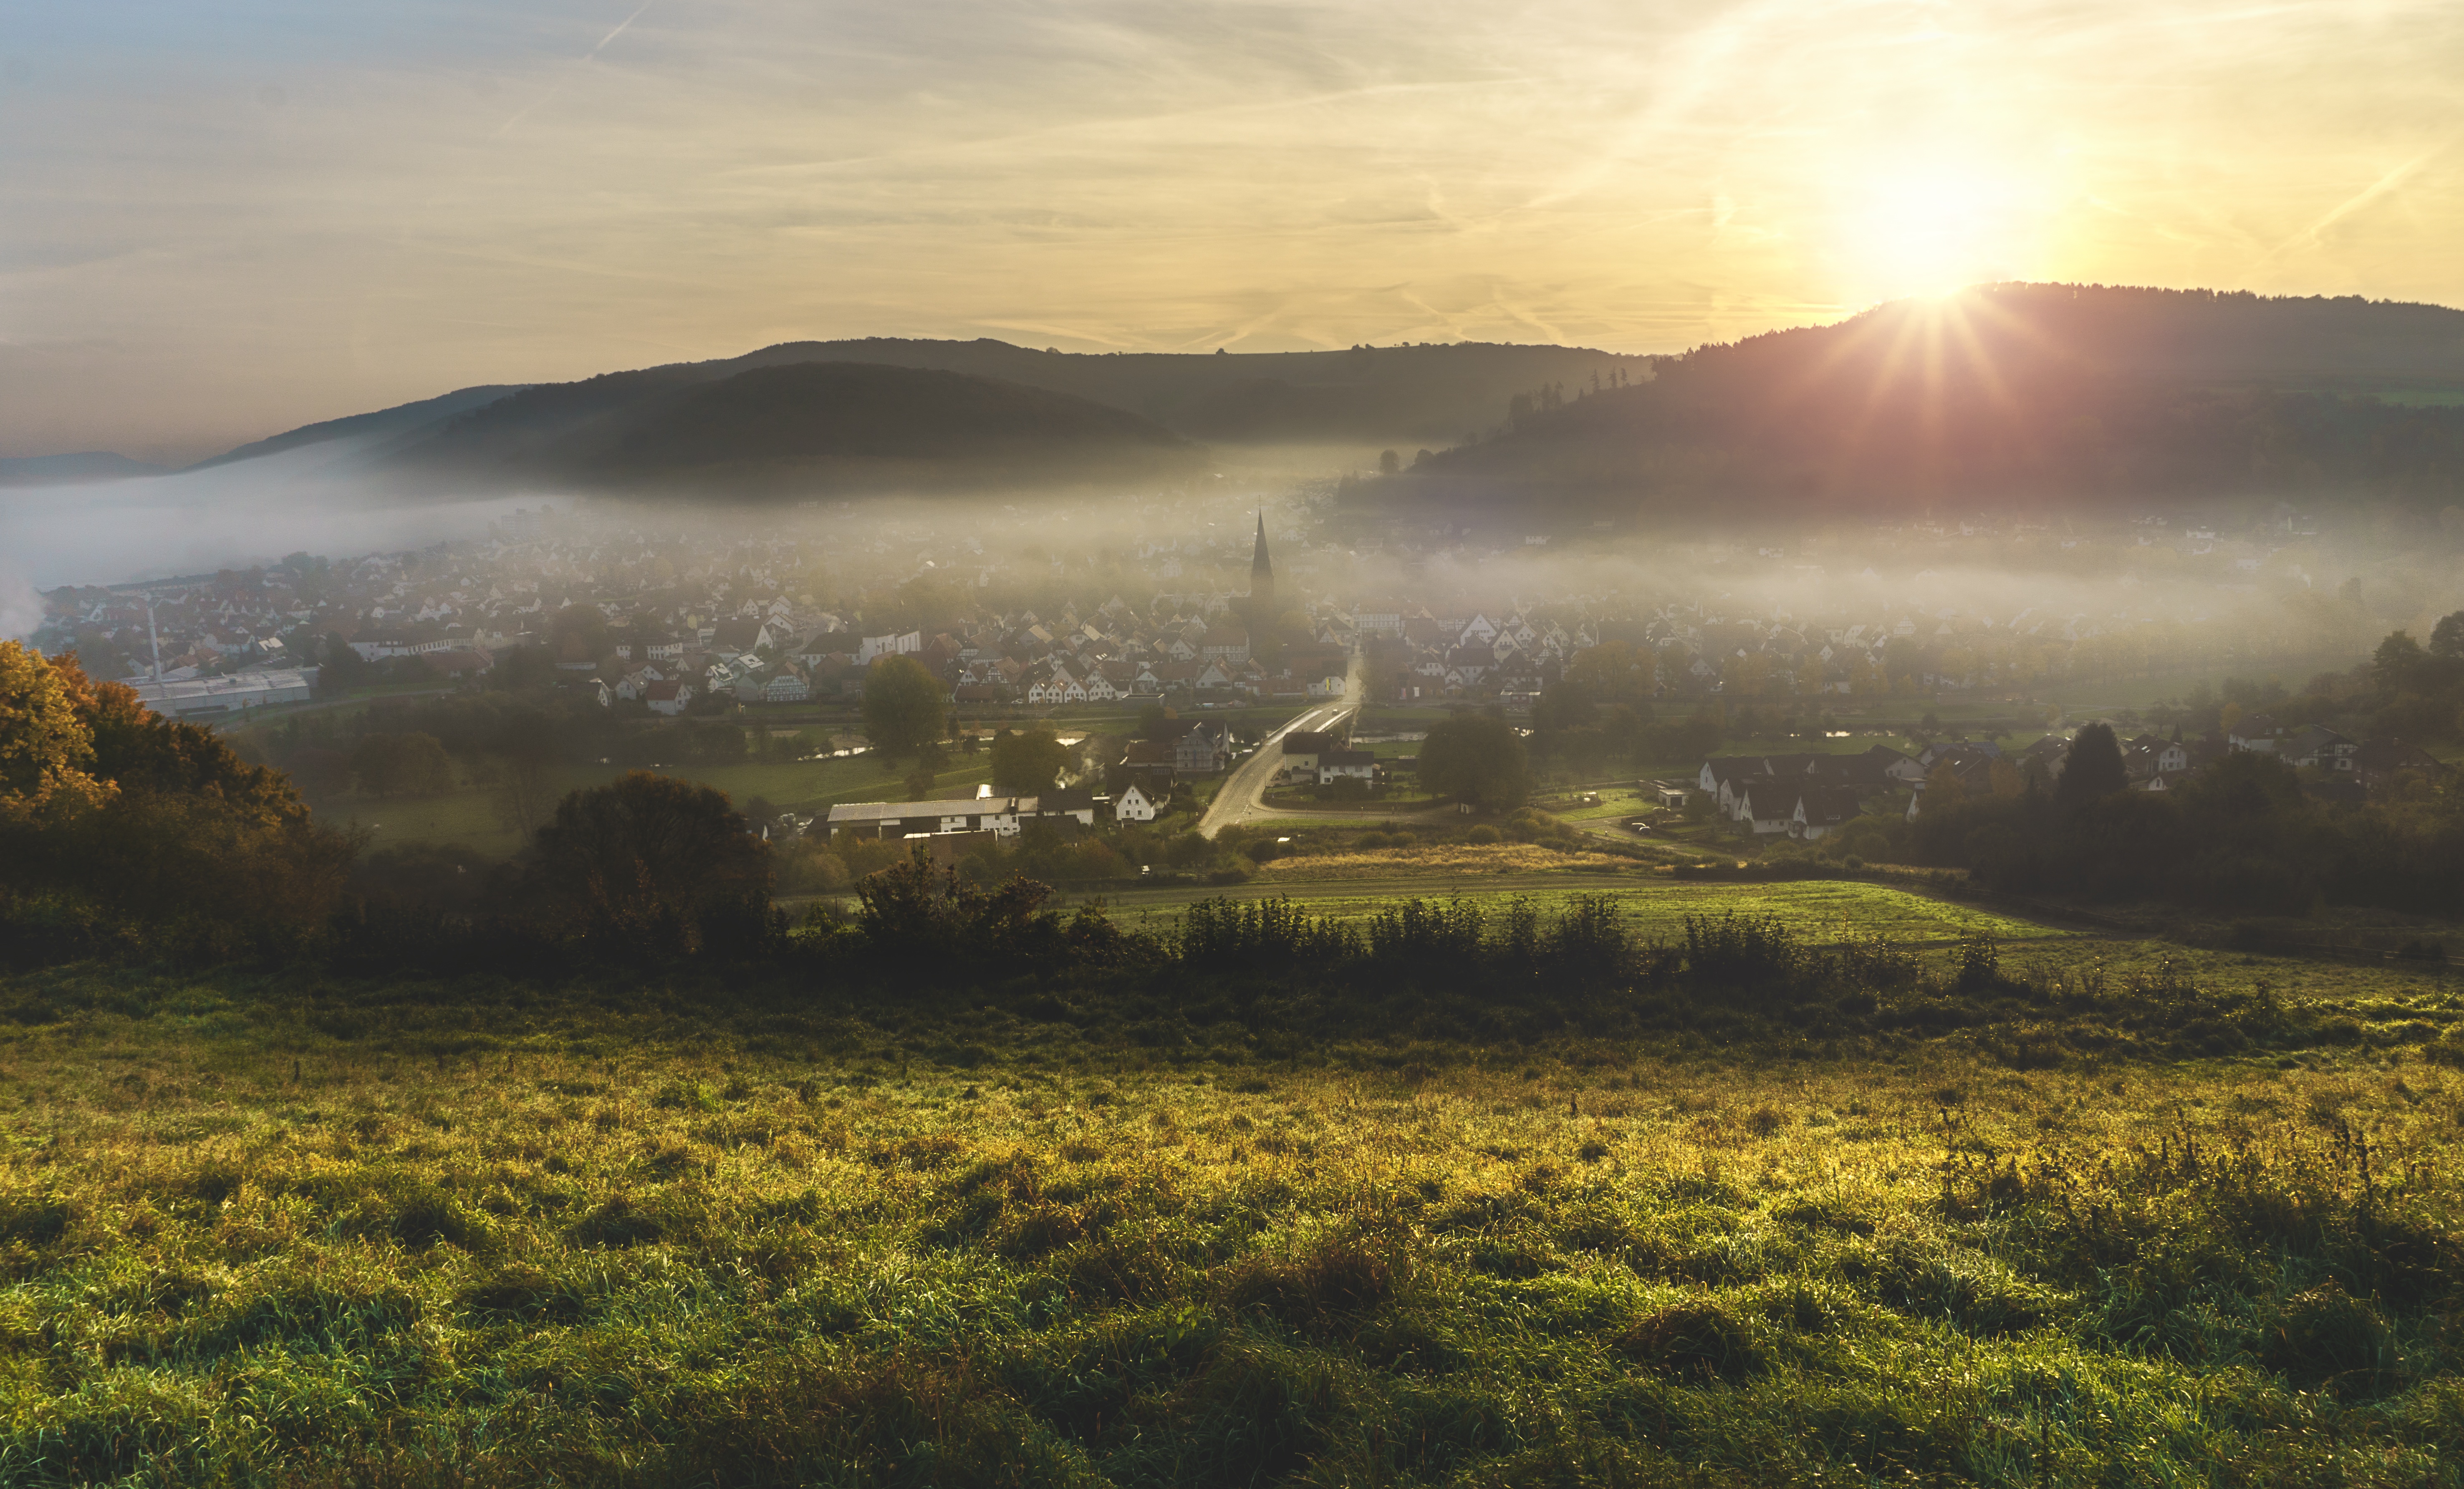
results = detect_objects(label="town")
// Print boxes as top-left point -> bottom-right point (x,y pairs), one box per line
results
25,489 -> 2454,874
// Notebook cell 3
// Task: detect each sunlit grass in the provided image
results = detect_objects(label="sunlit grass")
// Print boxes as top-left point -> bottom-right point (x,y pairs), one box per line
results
0,946 -> 2459,1484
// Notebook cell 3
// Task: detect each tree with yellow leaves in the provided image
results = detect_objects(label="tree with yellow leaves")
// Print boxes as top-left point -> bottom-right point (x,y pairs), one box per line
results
0,641 -> 116,823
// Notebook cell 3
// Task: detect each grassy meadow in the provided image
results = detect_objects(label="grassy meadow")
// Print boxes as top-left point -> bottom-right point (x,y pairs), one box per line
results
314,752 -> 1002,859
3,876 -> 2463,1485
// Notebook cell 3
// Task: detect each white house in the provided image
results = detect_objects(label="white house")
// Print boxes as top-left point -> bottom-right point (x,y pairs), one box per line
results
856,630 -> 923,664
646,680 -> 695,716
1317,749 -> 1377,786
1116,782 -> 1163,822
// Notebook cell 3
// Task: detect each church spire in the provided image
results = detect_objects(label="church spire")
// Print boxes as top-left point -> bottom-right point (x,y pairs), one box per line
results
1249,510 -> 1275,611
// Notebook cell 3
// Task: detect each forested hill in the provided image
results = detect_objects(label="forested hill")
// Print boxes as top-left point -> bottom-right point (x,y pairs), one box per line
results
373,362 -> 1207,497
712,338 -> 1653,444
1402,285 -> 2464,513
194,340 -> 1655,481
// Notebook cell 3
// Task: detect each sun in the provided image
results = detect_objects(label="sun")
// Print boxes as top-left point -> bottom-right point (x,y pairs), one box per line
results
1840,163 -> 2023,302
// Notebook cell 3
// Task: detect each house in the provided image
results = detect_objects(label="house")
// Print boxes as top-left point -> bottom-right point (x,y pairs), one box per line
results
1789,785 -> 1864,841
645,680 -> 695,717
1729,779 -> 1795,835
1280,729 -> 1339,785
1317,749 -> 1377,786
1116,782 -> 1164,823
2123,733 -> 2193,781
1120,739 -> 1179,782
1174,723 -> 1231,774
1036,786 -> 1100,827
2228,714 -> 2282,752
2352,739 -> 2444,791
711,618 -> 778,656
756,666 -> 811,704
420,647 -> 494,680
2280,725 -> 2358,772
856,631 -> 923,664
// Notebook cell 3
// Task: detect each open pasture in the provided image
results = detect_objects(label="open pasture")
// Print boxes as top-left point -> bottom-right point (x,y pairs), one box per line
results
0,946 -> 2459,1485
1087,869 -> 2075,951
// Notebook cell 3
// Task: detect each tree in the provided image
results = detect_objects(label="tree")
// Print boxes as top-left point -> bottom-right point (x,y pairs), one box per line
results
530,772 -> 768,946
991,727 -> 1073,795
2056,722 -> 2129,809
0,641 -> 114,820
1419,714 -> 1531,810
1565,641 -> 1654,703
1532,678 -> 1598,737
861,654 -> 945,762
318,633 -> 369,693
2430,611 -> 2464,660
4,649 -> 356,937
2374,630 -> 2427,691
1378,448 -> 1400,475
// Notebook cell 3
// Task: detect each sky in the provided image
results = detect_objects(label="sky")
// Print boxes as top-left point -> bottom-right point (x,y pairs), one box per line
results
3,0 -> 2461,464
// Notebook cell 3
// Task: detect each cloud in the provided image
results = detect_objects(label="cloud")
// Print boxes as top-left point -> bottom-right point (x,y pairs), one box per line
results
3,0 -> 2462,459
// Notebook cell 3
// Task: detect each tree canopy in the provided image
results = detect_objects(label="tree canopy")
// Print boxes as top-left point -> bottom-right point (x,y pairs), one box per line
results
530,772 -> 768,947
990,728 -> 1073,796
1418,714 -> 1532,811
2057,723 -> 2130,809
861,655 -> 946,762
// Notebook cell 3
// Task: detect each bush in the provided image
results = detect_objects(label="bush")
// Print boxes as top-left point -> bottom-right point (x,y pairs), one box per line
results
1465,825 -> 1502,845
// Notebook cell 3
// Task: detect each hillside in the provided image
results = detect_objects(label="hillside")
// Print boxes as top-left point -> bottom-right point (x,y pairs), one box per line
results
192,339 -> 1655,485
1401,285 -> 2464,514
376,360 -> 1207,495
185,384 -> 526,472
712,337 -> 1653,444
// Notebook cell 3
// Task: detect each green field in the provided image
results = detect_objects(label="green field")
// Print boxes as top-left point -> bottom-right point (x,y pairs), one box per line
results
2,894 -> 2461,1485
317,752 -> 1002,858
1066,872 -> 2073,946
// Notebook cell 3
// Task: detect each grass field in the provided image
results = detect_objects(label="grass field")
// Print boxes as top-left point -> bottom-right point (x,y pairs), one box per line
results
316,752 -> 1002,859
0,902 -> 2461,1485
1071,867 -> 2075,948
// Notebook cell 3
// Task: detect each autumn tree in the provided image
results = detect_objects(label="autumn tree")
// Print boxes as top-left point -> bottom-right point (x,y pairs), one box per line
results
0,640 -> 114,821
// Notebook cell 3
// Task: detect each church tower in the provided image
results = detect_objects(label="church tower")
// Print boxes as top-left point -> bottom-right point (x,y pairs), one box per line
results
1249,510 -> 1275,614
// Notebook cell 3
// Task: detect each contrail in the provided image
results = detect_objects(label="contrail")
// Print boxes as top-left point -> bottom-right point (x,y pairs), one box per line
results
2258,136 -> 2454,264
495,0 -> 659,136
586,0 -> 658,61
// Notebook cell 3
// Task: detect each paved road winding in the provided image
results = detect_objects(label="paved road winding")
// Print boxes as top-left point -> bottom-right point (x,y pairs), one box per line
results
1196,659 -> 1381,838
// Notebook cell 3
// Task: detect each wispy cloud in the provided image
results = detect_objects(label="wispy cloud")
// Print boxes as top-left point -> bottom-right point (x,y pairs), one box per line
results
4,0 -> 2462,459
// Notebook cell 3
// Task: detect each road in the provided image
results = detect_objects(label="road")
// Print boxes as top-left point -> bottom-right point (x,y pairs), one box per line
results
1197,658 -> 1378,838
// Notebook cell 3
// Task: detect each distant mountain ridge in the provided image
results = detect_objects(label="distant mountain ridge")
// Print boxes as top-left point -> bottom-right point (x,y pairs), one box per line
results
1401,284 -> 2464,512
138,283 -> 2464,506
379,361 -> 1206,495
